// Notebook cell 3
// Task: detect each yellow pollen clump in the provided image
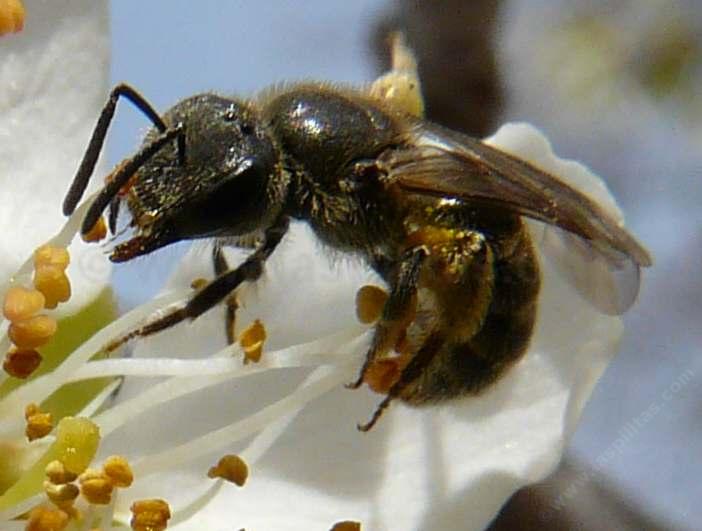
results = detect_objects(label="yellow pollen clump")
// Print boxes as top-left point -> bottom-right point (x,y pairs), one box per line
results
330,521 -> 362,531
8,314 -> 57,349
207,454 -> 249,487
0,0 -> 24,36
45,460 -> 78,485
355,285 -> 388,324
102,455 -> 134,488
25,505 -> 70,531
25,403 -> 53,441
130,499 -> 172,531
34,244 -> 70,269
81,215 -> 108,243
3,347 -> 42,378
33,265 -> 71,310
32,244 -> 71,309
44,480 -> 80,508
363,356 -> 410,395
190,277 -> 208,290
239,319 -> 266,364
2,286 -> 45,321
78,468 -> 113,505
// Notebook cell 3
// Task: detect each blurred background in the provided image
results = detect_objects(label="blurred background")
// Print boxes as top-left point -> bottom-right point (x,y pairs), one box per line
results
109,1 -> 701,529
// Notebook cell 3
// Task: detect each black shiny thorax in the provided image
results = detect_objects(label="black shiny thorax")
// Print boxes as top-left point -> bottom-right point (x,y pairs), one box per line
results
262,85 -> 408,255
263,85 -> 400,185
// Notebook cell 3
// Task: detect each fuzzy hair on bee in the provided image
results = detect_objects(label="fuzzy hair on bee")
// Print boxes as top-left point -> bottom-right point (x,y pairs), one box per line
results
63,35 -> 651,431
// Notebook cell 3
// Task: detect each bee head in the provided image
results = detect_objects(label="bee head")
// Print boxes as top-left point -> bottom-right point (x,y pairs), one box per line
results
80,94 -> 286,262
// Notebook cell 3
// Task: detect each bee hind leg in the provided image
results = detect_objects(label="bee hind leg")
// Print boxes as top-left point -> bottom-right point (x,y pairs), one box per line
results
358,331 -> 445,431
348,245 -> 427,379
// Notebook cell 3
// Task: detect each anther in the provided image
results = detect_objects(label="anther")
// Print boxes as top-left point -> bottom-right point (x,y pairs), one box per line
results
207,454 -> 249,487
25,403 -> 53,441
8,314 -> 57,349
3,348 -> 42,378
130,499 -> 172,531
239,319 -> 266,364
2,286 -> 45,321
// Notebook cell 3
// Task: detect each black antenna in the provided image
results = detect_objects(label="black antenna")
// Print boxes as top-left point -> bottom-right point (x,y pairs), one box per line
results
62,83 -> 182,216
80,125 -> 184,235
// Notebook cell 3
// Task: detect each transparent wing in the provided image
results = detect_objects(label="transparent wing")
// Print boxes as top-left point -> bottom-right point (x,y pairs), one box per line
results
381,121 -> 651,314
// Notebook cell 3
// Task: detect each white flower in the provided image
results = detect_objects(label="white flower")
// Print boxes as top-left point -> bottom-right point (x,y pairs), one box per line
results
0,2 -> 627,530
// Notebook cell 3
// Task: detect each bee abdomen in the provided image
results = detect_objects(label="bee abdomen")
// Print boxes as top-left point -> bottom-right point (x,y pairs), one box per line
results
401,224 -> 541,404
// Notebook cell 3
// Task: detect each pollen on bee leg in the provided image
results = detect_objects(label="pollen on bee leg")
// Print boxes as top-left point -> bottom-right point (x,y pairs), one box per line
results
25,402 -> 53,441
3,347 -> 42,378
81,215 -> 108,243
363,355 -> 410,395
355,285 -> 388,324
0,0 -> 25,36
130,498 -> 172,531
24,505 -> 70,531
239,319 -> 266,364
207,454 -> 249,487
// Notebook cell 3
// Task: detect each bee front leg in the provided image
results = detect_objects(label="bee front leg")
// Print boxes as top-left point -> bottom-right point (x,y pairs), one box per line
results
212,244 -> 239,345
347,246 -> 428,390
107,217 -> 289,350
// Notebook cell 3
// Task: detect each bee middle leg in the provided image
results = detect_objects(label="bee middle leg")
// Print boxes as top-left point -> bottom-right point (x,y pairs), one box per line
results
107,217 -> 289,350
347,246 -> 428,389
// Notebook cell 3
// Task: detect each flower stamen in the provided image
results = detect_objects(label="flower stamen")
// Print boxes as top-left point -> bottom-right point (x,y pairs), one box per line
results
207,454 -> 248,487
130,498 -> 171,531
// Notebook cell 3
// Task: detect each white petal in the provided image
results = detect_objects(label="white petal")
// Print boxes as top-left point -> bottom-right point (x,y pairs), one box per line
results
0,0 -> 111,313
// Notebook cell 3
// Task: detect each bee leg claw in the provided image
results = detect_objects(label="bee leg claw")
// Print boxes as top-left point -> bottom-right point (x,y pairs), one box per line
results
357,395 -> 392,432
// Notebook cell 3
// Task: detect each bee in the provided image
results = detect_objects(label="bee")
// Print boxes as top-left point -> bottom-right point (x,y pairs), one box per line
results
62,39 -> 651,431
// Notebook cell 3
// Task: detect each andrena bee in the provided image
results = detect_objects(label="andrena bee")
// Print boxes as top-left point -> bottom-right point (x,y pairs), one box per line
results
63,37 -> 651,431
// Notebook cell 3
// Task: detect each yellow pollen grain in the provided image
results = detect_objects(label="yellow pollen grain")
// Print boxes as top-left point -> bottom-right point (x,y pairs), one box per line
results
25,505 -> 70,531
330,521 -> 362,531
78,468 -> 113,505
8,314 -> 57,349
3,347 -> 42,378
190,277 -> 208,290
130,498 -> 172,531
102,455 -> 134,488
239,319 -> 266,364
0,0 -> 24,36
3,286 -> 45,321
34,244 -> 70,270
355,285 -> 388,324
33,264 -> 71,309
45,460 -> 78,484
25,403 -> 53,441
207,454 -> 249,487
82,216 -> 108,243
44,480 -> 80,507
